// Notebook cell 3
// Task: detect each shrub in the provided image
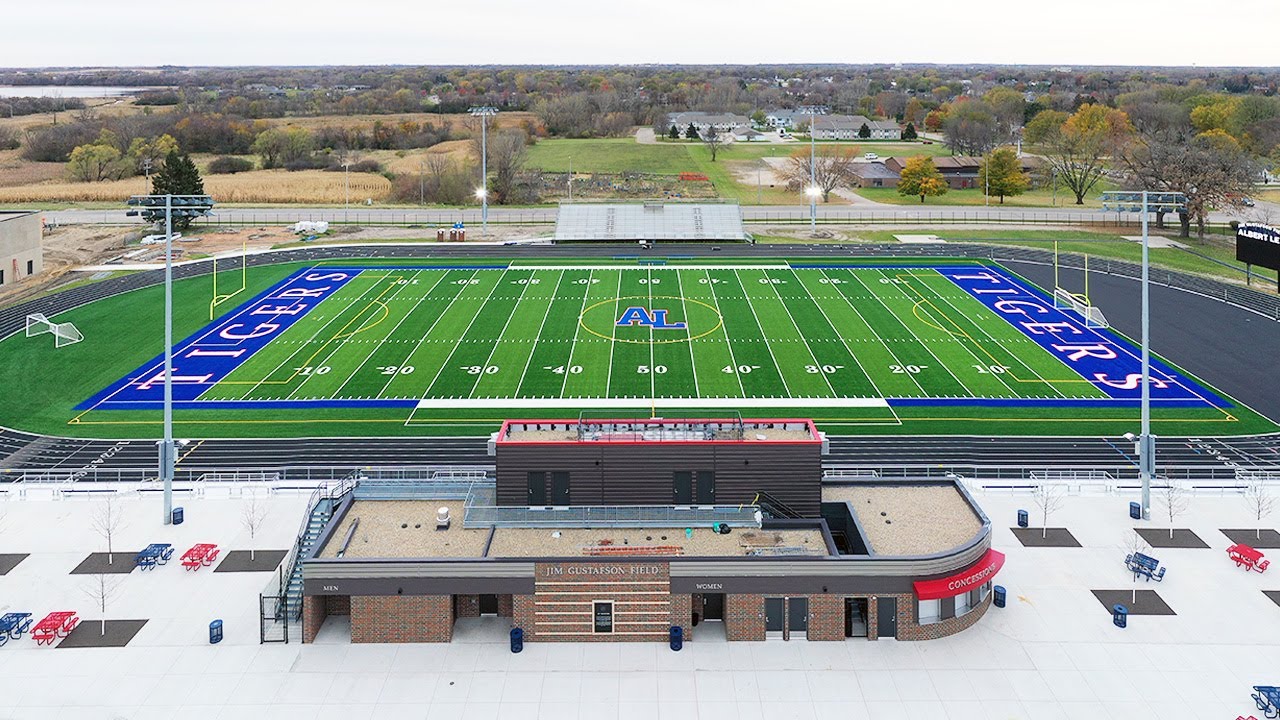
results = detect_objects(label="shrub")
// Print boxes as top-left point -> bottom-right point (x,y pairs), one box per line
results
207,156 -> 254,174
324,158 -> 382,173
0,126 -> 18,151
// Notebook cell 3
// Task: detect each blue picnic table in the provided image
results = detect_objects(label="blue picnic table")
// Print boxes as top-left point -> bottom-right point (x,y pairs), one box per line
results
1124,552 -> 1166,582
1254,686 -> 1280,719
135,543 -> 174,570
0,613 -> 34,646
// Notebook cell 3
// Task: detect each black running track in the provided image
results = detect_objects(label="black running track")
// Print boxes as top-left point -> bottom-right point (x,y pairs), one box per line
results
4,241 -> 1280,480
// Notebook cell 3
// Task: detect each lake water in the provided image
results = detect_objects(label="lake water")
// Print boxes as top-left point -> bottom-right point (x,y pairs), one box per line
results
0,86 -> 166,98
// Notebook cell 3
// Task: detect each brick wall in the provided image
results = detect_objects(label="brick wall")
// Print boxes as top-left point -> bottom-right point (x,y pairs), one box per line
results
806,594 -> 844,641
529,562 -> 671,642
513,594 -> 535,632
867,598 -> 879,641
726,594 -> 765,641
455,594 -> 480,618
325,595 -> 350,616
669,594 -> 692,641
350,595 -> 453,643
498,594 -> 513,618
302,595 -> 326,644
893,591 -> 993,641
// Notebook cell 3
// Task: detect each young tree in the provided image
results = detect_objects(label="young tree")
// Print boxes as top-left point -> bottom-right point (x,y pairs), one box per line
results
978,147 -> 1031,203
127,134 -> 179,180
1037,104 -> 1133,205
858,123 -> 871,139
897,156 -> 948,203
151,151 -> 206,230
91,495 -> 126,565
903,123 -> 918,140
66,142 -> 122,182
250,127 -> 312,169
484,130 -> 530,205
1243,481 -> 1275,541
1122,529 -> 1152,605
82,574 -> 123,636
1158,481 -> 1189,539
701,125 -> 726,162
1032,483 -> 1067,539
242,494 -> 270,561
781,146 -> 857,202
668,124 -> 680,140
685,123 -> 700,140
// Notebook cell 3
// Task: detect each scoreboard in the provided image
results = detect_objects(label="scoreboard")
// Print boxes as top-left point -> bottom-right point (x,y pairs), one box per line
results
1236,223 -> 1280,271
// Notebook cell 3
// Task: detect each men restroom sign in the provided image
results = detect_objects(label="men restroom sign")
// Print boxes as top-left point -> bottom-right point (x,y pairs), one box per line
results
616,306 -> 687,330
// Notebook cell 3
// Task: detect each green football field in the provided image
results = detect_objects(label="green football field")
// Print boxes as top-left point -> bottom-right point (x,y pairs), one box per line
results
3,257 -> 1267,438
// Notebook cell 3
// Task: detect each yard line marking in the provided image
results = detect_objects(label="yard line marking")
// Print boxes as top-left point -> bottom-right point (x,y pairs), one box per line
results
284,272 -> 422,400
412,396 -> 891,409
816,268 -> 926,396
558,269 -> 595,398
604,269 -> 625,398
648,268 -> 656,401
330,269 -> 448,400
672,269 -> 700,399
505,270 -> 566,398
379,268 -> 483,400
702,268 -> 747,399
231,272 -> 399,401
417,268 -> 510,401
850,269 -> 978,397
790,268 -> 883,399
462,269 -> 543,398
759,268 -> 838,398
909,270 -> 1068,399
732,268 -> 793,398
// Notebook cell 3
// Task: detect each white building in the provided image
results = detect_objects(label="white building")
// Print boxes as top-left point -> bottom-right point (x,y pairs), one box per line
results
665,112 -> 751,138
0,211 -> 43,288
809,115 -> 902,140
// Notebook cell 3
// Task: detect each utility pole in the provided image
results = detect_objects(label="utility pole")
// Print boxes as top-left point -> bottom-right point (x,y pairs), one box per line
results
568,156 -> 573,202
469,106 -> 498,235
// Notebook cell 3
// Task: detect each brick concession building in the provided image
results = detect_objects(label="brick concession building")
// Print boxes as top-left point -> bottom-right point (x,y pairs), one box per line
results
301,419 -> 1003,644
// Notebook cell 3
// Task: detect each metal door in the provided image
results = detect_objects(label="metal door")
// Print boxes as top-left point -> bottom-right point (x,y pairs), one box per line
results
765,597 -> 785,637
702,593 -> 725,621
876,597 -> 897,638
527,471 -> 547,506
695,470 -> 715,505
551,471 -> 570,506
672,471 -> 693,505
787,597 -> 808,638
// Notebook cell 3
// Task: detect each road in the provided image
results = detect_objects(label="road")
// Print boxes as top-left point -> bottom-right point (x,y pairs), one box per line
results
42,203 -> 1256,227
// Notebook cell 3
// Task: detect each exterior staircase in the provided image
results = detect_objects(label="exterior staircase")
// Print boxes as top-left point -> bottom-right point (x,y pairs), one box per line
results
281,477 -> 357,621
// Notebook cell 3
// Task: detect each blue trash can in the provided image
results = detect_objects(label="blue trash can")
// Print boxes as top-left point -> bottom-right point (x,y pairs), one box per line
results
993,585 -> 1006,608
172,507 -> 184,525
1017,509 -> 1028,528
209,619 -> 223,644
1129,502 -> 1141,520
1112,604 -> 1127,629
510,627 -> 523,654
669,626 -> 683,651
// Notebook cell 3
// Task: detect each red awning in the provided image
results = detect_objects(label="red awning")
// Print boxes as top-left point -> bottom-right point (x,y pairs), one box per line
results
913,548 -> 1006,600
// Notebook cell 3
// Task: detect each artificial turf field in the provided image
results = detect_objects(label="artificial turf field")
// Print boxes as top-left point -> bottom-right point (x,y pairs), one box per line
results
15,256 -> 1261,438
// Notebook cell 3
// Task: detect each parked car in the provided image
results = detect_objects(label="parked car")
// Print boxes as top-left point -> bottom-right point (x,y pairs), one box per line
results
864,152 -> 879,161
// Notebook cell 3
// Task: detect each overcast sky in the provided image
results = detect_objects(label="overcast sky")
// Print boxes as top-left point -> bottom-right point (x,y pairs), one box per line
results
3,0 -> 1277,68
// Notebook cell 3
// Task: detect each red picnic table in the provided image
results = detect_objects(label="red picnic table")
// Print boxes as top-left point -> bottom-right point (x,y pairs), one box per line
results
31,611 -> 79,646
181,543 -> 220,571
1227,543 -> 1270,573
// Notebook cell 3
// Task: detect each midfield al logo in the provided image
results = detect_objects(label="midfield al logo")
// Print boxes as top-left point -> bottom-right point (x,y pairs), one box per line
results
615,306 -> 687,330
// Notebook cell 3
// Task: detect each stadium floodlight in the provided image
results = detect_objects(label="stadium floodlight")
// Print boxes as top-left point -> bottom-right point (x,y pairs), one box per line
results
126,193 -> 215,526
1101,190 -> 1186,522
469,106 -> 499,235
797,105 -> 828,232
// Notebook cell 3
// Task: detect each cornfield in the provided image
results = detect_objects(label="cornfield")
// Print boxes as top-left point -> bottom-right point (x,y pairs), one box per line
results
0,169 -> 392,204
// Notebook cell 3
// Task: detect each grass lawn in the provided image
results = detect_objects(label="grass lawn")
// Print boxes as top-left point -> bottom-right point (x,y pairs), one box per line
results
525,138 -> 696,174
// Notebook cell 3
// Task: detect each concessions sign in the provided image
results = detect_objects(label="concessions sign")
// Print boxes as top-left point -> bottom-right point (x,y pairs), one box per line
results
913,548 -> 1006,600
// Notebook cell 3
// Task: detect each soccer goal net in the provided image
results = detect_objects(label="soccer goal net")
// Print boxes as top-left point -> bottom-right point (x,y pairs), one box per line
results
1053,288 -> 1109,329
25,313 -> 83,348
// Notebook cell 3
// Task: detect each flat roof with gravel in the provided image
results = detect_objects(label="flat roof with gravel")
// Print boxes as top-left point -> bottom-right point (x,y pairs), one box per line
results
317,499 -> 828,559
823,484 -> 982,556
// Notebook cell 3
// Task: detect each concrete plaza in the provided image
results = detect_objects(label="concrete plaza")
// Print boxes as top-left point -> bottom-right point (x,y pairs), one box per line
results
0,485 -> 1277,719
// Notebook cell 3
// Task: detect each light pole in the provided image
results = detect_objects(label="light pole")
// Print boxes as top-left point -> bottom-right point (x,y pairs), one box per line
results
125,193 -> 215,525
1102,190 -> 1187,520
798,105 -> 827,232
342,153 -> 351,223
469,106 -> 498,235
568,156 -> 573,202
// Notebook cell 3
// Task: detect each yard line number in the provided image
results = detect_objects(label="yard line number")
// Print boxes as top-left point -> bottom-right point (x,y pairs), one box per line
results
890,364 -> 927,374
378,366 -> 415,375
805,364 -> 843,375
461,365 -> 500,375
545,365 -> 583,375
722,365 -> 760,374
295,366 -> 331,376
973,364 -> 1011,374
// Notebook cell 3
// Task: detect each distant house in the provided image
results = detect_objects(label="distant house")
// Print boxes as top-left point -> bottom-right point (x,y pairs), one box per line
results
731,127 -> 767,142
666,112 -> 751,138
809,115 -> 902,140
763,109 -> 803,129
849,162 -> 900,188
883,155 -> 1039,190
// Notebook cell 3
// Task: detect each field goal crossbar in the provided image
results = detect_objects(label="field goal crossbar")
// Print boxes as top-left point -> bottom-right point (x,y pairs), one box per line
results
1053,288 -> 1109,329
25,313 -> 83,348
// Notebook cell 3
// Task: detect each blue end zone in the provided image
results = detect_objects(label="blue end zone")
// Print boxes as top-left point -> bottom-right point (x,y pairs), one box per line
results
934,266 -> 1225,408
